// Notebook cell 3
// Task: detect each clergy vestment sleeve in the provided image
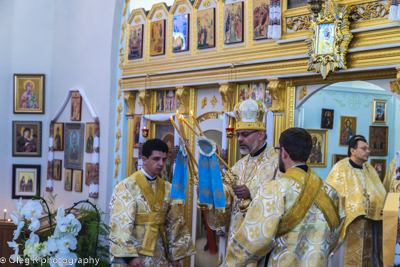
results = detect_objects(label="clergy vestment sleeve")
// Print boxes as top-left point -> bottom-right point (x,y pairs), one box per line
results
225,180 -> 284,267
165,202 -> 196,261
109,181 -> 139,261
206,183 -> 235,230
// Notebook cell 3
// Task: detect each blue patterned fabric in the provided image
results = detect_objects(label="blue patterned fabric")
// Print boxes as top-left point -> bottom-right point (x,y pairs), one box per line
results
170,150 -> 188,203
198,153 -> 226,209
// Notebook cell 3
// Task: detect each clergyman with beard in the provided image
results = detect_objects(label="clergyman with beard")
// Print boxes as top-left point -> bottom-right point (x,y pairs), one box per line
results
225,127 -> 345,267
204,99 -> 281,266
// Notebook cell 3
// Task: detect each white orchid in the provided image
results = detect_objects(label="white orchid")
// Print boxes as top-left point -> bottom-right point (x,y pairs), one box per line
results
13,221 -> 25,240
13,197 -> 23,212
23,244 -> 39,260
55,205 -> 65,222
57,214 -> 82,236
21,199 -> 43,219
57,234 -> 77,252
46,237 -> 59,252
11,211 -> 20,225
25,232 -> 40,247
10,248 -> 20,263
8,200 -> 82,266
40,241 -> 51,257
49,256 -> 61,267
7,240 -> 18,249
28,217 -> 40,233
55,251 -> 77,267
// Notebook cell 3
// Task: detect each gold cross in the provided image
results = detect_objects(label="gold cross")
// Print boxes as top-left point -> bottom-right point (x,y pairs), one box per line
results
173,181 -> 184,192
214,188 -> 224,200
201,187 -> 212,199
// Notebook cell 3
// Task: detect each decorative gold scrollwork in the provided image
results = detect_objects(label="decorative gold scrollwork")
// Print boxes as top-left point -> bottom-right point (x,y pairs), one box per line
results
219,83 -> 235,112
287,15 -> 312,32
299,86 -> 307,100
124,91 -> 136,116
155,12 -> 163,19
390,81 -> 400,95
178,6 -> 187,14
348,2 -> 389,22
176,87 -> 191,114
211,95 -> 218,108
134,17 -> 141,24
305,5 -> 353,79
201,97 -> 207,109
203,0 -> 211,8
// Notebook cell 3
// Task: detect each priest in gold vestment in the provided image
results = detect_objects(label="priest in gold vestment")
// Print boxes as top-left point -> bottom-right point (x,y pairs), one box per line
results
382,153 -> 399,193
225,128 -> 345,267
327,135 -> 386,267
206,99 -> 280,266
109,139 -> 196,267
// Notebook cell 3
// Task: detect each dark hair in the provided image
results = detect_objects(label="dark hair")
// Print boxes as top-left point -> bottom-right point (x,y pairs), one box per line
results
142,138 -> 169,158
347,135 -> 367,157
279,127 -> 312,162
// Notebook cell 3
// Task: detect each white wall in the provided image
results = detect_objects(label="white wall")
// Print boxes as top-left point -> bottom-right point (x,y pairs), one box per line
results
0,0 -> 123,218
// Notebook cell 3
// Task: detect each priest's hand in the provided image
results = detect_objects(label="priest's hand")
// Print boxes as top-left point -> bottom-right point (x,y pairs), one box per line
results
129,258 -> 145,267
232,185 -> 250,199
171,261 -> 182,267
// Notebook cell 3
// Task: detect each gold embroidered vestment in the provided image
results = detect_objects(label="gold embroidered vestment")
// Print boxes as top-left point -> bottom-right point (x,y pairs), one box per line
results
225,167 -> 345,267
206,145 -> 280,267
326,158 -> 386,267
109,170 -> 196,267
383,158 -> 398,193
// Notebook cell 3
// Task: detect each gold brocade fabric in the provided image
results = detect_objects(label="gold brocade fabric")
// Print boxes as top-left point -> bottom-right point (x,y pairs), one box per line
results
326,158 -> 386,267
109,170 -> 196,267
206,144 -> 280,267
383,158 -> 398,192
225,167 -> 345,267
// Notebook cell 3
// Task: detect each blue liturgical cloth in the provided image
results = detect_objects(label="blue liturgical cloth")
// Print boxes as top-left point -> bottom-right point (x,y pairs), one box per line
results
198,139 -> 226,210
170,150 -> 188,203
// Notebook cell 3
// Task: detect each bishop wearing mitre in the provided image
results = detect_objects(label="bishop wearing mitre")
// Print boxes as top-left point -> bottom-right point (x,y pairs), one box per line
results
204,99 -> 281,266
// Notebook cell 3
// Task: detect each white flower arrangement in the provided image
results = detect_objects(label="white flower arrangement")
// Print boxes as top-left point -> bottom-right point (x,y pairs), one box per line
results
7,198 -> 82,267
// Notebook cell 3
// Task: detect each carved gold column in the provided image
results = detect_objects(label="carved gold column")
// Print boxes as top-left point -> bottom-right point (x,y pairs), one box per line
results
285,80 -> 296,130
124,91 -> 136,176
138,89 -> 152,114
267,79 -> 295,146
183,87 -> 197,267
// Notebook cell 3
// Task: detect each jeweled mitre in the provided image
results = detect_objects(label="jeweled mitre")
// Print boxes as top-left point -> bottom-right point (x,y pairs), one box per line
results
234,99 -> 267,131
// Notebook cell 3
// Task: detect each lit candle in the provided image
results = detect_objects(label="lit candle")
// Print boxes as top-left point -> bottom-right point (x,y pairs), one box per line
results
143,126 -> 146,130
7,219 -> 10,222
3,209 -> 6,221
228,125 -> 231,128
190,110 -> 194,117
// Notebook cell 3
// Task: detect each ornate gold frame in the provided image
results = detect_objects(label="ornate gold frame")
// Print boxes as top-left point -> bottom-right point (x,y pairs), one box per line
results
305,4 -> 353,79
371,98 -> 387,124
305,129 -> 328,167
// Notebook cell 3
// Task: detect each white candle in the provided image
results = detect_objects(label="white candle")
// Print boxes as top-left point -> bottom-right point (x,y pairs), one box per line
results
3,209 -> 6,221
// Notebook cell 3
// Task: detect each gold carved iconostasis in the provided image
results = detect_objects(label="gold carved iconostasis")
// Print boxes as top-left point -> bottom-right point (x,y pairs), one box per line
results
117,0 -> 400,265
